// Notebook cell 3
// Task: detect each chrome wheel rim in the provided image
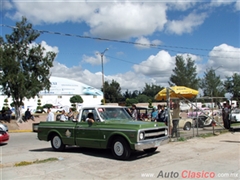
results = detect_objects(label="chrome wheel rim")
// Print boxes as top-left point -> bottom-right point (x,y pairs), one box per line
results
114,141 -> 124,156
53,136 -> 61,149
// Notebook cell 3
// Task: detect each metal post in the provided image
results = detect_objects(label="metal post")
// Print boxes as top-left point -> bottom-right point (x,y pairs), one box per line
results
167,88 -> 171,140
99,48 -> 108,105
101,54 -> 105,105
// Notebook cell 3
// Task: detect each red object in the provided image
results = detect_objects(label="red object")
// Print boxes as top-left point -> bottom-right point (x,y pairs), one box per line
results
212,121 -> 216,127
0,131 -> 9,143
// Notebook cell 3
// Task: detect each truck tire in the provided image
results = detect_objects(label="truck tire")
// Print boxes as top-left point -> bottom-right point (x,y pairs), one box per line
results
144,147 -> 158,153
111,137 -> 131,160
51,134 -> 65,151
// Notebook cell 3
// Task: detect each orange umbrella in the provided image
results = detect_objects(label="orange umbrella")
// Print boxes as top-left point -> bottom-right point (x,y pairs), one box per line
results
155,86 -> 198,101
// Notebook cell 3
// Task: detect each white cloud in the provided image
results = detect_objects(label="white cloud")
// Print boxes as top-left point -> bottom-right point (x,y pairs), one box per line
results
207,44 -> 240,77
209,0 -> 236,7
167,0 -> 198,11
40,41 -> 59,54
5,1 -> 167,39
1,1 -> 13,11
50,43 -> 239,93
50,50 -> 175,92
51,61 -> 103,90
133,50 -> 174,77
134,36 -> 162,49
28,41 -> 59,57
165,12 -> 208,35
235,1 -> 240,11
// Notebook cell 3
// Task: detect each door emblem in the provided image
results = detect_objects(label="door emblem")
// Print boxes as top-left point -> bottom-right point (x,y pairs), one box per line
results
65,129 -> 71,138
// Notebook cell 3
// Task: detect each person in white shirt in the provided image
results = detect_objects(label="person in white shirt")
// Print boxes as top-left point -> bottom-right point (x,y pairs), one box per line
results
131,105 -> 138,120
46,108 -> 54,121
60,110 -> 68,122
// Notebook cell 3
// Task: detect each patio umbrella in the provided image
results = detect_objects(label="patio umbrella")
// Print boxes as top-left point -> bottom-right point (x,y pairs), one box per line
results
154,86 -> 198,101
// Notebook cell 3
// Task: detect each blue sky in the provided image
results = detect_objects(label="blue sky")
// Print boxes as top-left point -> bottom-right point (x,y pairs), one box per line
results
1,0 -> 240,93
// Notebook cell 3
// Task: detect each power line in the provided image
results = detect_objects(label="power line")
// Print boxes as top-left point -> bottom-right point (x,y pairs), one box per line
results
1,24 -> 239,60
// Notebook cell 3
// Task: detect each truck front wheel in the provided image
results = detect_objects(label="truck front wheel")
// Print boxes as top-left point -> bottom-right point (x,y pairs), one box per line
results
51,134 -> 65,151
111,137 -> 131,160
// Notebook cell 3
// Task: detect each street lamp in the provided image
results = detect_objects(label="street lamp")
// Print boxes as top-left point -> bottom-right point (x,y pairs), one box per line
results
100,48 -> 109,104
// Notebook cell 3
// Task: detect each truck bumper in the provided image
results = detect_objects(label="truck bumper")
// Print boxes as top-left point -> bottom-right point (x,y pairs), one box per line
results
134,136 -> 169,151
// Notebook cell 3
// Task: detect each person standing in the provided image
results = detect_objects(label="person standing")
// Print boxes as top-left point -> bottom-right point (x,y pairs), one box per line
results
60,110 -> 68,122
67,108 -> 74,120
222,102 -> 231,129
151,107 -> 158,121
131,105 -> 138,120
46,108 -> 54,122
158,105 -> 167,123
5,107 -> 12,122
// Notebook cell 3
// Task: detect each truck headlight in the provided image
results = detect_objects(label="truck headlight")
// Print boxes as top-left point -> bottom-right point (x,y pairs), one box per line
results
139,132 -> 145,140
165,129 -> 168,136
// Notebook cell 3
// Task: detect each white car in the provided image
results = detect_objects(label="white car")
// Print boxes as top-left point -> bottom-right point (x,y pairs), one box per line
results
0,123 -> 8,132
230,108 -> 240,122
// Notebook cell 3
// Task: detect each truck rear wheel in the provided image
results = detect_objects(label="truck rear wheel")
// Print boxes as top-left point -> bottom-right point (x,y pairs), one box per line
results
111,137 -> 131,160
51,134 -> 65,151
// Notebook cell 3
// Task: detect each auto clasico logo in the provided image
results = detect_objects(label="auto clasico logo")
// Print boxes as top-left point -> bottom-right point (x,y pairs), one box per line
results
157,170 -> 215,179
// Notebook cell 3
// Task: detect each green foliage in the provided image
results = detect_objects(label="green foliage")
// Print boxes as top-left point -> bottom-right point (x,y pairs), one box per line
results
199,68 -> 224,97
177,137 -> 186,141
42,104 -> 53,108
3,98 -> 8,107
125,98 -> 138,106
70,95 -> 83,104
104,80 -> 123,103
136,94 -> 149,103
148,99 -> 153,108
169,55 -> 199,90
224,73 -> 240,100
71,107 -> 77,111
14,157 -> 58,167
141,83 -> 164,101
37,99 -> 42,106
0,17 -> 56,120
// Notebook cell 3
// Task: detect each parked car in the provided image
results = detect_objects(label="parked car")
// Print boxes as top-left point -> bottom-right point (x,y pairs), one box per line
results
193,111 -> 223,128
187,108 -> 210,118
230,108 -> 240,123
135,107 -> 152,121
178,118 -> 193,131
0,123 -> 8,132
36,105 -> 168,160
0,130 -> 9,143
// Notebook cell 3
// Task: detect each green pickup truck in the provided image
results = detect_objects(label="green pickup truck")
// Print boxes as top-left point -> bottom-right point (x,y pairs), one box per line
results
37,105 -> 168,160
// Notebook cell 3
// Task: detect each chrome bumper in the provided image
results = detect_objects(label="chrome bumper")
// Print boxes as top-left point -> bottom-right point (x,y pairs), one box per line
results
134,136 -> 169,151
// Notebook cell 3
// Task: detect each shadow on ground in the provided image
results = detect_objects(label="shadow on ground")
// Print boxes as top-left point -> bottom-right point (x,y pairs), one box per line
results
29,146 -> 160,161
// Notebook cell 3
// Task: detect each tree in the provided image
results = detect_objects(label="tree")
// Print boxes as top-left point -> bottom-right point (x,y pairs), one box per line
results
169,55 -> 199,90
70,95 -> 83,111
224,73 -> 240,101
136,94 -> 149,103
104,80 -> 123,103
0,17 -> 56,122
125,98 -> 138,106
199,68 -> 224,98
141,83 -> 164,101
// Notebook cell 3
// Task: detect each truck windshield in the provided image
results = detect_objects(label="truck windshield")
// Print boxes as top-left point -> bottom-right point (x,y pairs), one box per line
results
97,107 -> 132,121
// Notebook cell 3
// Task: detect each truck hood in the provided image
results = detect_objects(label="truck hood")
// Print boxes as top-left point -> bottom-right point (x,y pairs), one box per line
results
103,120 -> 166,129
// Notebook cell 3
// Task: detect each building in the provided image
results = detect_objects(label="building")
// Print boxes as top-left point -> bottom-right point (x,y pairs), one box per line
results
0,76 -> 103,112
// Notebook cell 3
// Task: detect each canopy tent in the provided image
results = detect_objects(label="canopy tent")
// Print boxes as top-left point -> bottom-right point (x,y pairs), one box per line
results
154,86 -> 199,101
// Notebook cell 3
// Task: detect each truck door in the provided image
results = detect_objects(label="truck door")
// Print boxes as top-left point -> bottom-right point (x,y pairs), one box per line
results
75,109 -> 101,148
